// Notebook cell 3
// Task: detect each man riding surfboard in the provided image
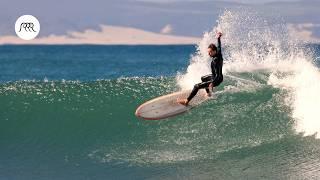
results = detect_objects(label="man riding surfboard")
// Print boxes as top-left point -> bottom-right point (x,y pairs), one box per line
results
178,32 -> 224,106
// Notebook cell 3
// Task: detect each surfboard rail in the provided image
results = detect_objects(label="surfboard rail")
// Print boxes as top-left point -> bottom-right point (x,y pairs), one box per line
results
135,89 -> 209,120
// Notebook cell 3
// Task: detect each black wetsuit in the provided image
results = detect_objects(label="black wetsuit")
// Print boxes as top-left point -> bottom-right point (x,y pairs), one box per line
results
187,37 -> 223,102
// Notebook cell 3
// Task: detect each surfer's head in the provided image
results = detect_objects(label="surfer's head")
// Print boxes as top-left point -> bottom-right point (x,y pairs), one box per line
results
208,44 -> 217,57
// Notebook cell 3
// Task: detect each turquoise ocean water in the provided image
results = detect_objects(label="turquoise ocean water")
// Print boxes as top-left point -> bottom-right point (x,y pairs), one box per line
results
0,44 -> 320,179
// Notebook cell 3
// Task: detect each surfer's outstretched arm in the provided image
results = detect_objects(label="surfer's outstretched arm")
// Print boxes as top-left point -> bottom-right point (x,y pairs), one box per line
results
210,32 -> 224,88
217,32 -> 222,55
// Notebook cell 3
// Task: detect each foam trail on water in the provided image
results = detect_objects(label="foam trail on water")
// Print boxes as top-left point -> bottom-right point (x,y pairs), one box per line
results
176,10 -> 320,138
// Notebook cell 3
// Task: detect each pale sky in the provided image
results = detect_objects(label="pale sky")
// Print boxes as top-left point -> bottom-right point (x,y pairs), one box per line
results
0,0 -> 319,44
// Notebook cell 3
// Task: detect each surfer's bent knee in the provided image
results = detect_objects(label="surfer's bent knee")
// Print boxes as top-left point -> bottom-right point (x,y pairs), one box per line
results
201,75 -> 212,82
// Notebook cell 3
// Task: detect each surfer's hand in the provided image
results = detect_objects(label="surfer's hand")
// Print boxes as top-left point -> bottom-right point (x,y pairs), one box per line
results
209,83 -> 213,89
216,32 -> 223,38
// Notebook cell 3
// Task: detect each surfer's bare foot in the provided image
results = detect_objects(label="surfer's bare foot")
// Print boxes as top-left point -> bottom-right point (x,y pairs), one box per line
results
206,93 -> 212,97
177,98 -> 189,106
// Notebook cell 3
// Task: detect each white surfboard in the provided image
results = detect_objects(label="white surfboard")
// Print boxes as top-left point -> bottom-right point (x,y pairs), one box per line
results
135,89 -> 209,120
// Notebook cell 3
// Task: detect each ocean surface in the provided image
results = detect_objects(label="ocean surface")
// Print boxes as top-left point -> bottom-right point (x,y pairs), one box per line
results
2,11 -> 320,180
0,44 -> 320,180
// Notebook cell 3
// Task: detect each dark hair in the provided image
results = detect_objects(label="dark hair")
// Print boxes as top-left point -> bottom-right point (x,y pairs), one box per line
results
208,43 -> 217,51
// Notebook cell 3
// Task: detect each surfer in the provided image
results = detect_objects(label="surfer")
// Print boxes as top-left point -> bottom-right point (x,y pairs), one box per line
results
178,32 -> 223,106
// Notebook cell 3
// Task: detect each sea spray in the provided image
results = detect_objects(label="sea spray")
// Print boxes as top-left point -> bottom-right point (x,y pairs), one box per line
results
268,59 -> 320,137
177,10 -> 320,137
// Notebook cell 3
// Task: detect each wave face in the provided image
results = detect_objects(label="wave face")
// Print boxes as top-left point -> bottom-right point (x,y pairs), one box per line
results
1,10 -> 320,180
1,75 -> 320,179
177,10 -> 320,138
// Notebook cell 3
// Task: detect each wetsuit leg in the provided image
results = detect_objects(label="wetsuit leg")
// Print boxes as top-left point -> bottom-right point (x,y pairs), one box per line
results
187,81 -> 211,102
201,75 -> 213,94
201,75 -> 212,82
212,75 -> 223,87
205,87 -> 210,94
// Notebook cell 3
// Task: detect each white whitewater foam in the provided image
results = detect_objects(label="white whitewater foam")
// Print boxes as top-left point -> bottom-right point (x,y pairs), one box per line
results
176,10 -> 320,138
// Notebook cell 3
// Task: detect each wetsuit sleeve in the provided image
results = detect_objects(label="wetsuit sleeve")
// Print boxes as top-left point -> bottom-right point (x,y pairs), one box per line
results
211,37 -> 223,84
217,37 -> 222,55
